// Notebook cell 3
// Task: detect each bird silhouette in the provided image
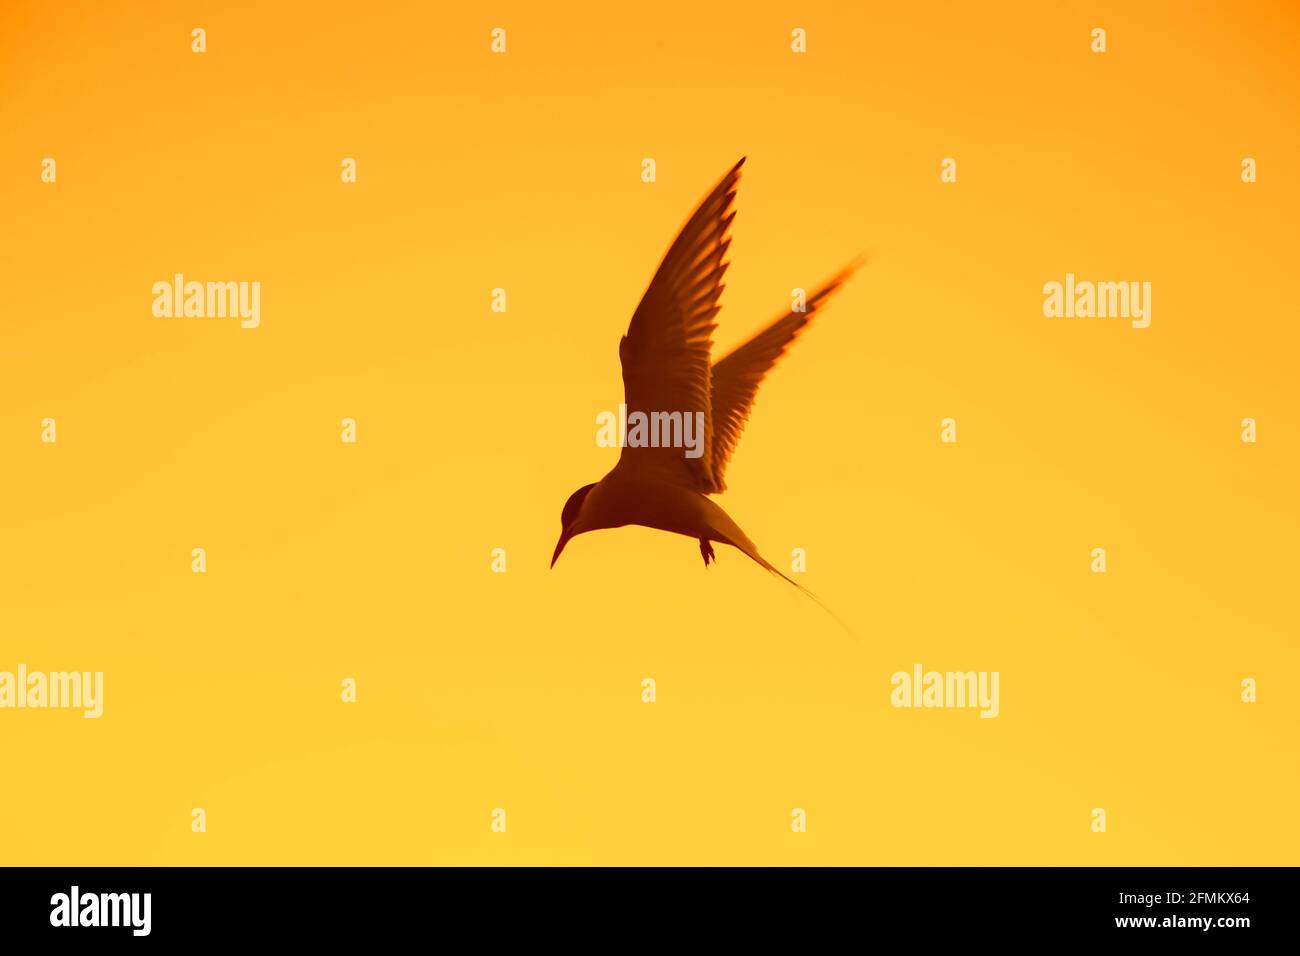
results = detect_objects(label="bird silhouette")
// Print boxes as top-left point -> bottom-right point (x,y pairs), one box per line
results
551,157 -> 859,595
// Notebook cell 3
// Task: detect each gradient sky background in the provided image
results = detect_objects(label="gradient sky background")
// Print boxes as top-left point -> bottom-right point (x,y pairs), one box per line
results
1,1 -> 1297,864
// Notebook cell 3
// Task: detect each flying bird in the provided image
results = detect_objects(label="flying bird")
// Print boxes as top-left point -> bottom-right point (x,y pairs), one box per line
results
551,157 -> 859,594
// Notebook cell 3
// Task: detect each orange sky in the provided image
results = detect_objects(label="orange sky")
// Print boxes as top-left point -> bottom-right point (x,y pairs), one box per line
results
1,0 -> 1297,864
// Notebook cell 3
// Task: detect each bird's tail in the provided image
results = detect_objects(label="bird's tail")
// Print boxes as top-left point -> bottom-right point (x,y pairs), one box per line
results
729,540 -> 856,638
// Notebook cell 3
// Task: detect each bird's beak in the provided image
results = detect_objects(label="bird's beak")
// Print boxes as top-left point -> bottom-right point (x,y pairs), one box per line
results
550,530 -> 571,568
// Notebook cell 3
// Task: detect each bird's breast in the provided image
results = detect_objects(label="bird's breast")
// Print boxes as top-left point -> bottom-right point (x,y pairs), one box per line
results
586,470 -> 713,538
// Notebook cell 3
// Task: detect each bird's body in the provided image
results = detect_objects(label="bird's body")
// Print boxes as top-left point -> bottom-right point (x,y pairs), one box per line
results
552,157 -> 858,593
570,458 -> 764,563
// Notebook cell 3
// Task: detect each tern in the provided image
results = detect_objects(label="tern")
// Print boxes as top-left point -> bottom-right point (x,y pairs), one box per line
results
551,157 -> 859,595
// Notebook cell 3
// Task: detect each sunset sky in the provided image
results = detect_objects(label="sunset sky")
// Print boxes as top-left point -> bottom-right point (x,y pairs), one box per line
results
2,0 -> 1297,864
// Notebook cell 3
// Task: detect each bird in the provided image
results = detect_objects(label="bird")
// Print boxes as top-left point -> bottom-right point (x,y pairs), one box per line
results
551,157 -> 860,596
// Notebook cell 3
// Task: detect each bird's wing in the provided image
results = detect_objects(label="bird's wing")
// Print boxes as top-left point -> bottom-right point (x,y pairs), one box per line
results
618,158 -> 745,490
706,261 -> 861,492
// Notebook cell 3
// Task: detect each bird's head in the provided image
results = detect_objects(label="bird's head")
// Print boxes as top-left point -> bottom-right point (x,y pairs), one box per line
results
551,482 -> 597,568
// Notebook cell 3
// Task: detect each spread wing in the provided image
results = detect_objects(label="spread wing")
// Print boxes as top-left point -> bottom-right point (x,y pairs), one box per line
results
706,261 -> 861,492
618,158 -> 745,489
